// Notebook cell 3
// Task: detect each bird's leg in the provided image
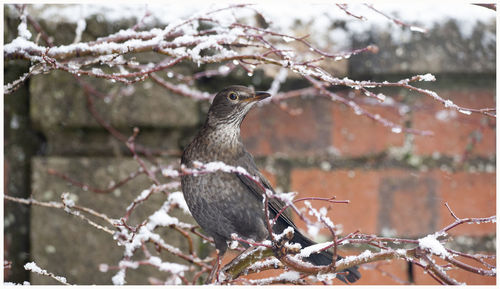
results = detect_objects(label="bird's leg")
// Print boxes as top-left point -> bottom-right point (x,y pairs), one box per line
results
215,251 -> 222,283
206,249 -> 222,284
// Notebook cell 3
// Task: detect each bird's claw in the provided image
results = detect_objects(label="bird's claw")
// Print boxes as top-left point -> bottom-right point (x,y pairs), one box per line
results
206,249 -> 222,284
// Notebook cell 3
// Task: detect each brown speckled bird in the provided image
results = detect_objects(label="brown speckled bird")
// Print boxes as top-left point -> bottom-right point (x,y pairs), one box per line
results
181,85 -> 360,283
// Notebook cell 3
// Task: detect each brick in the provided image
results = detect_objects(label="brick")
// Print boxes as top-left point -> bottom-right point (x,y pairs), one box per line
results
290,169 -> 441,237
413,90 -> 495,157
290,169 -> 386,236
378,174 -> 440,237
289,168 -> 495,285
260,170 -> 277,189
438,171 -> 496,236
290,169 -> 495,238
243,89 -> 495,158
241,97 -> 333,157
331,99 -> 405,156
242,90 -> 406,157
356,258 -> 410,285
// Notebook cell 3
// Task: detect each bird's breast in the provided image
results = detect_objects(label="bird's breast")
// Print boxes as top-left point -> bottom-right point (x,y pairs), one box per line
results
182,128 -> 244,166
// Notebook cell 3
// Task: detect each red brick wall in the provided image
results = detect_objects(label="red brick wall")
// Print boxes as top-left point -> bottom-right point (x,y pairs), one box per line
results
241,87 -> 496,285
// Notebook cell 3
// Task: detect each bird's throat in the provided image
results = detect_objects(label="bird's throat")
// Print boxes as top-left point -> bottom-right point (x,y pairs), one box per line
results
202,122 -> 243,156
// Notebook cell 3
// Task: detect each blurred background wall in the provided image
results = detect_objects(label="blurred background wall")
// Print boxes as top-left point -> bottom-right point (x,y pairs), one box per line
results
4,3 -> 495,285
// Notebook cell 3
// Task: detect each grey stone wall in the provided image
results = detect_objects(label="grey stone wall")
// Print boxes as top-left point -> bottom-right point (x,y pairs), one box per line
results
30,157 -> 198,285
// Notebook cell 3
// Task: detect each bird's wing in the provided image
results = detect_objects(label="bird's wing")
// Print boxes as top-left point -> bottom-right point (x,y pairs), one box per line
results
235,153 -> 362,283
235,151 -> 299,233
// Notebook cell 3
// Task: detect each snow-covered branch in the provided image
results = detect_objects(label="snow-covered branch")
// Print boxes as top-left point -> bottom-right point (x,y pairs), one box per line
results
5,4 -> 494,138
24,262 -> 71,285
5,157 -> 496,285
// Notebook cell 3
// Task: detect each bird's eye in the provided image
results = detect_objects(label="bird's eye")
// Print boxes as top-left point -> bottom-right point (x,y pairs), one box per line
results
227,91 -> 239,101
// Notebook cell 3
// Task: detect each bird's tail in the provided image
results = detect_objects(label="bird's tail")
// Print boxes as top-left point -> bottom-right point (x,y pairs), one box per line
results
292,230 -> 361,283
306,249 -> 361,283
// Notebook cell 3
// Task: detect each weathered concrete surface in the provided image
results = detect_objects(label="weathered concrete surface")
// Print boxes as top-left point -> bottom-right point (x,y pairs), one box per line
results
31,157 -> 196,285
350,19 -> 496,75
29,71 -> 200,155
4,59 -> 43,283
30,71 -> 200,130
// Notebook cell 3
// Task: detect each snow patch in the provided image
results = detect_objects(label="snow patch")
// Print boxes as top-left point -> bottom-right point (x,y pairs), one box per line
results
247,258 -> 281,271
316,272 -> 337,282
24,262 -> 46,275
273,226 -> 295,241
418,233 -> 450,258
279,271 -> 301,282
435,109 -> 457,122
24,262 -> 67,284
168,191 -> 191,215
299,241 -> 334,258
336,250 -> 373,267
112,268 -> 126,285
161,167 -> 180,178
418,73 -> 436,81
229,240 -> 239,249
17,11 -> 32,40
148,256 -> 188,275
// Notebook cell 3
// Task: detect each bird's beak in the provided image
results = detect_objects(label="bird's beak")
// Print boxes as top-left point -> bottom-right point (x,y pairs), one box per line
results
247,91 -> 271,102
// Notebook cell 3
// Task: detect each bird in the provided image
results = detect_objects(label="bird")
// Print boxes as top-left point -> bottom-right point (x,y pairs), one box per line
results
181,85 -> 360,284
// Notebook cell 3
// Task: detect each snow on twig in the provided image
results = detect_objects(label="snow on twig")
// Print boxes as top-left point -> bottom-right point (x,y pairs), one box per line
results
418,233 -> 450,258
248,271 -> 304,285
5,4 -> 493,126
24,262 -> 70,285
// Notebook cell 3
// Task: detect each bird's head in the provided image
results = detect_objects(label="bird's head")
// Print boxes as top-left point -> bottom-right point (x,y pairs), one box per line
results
206,85 -> 270,127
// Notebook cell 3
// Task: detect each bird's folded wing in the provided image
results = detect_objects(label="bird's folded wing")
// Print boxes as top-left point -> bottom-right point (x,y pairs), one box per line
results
235,152 -> 299,233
